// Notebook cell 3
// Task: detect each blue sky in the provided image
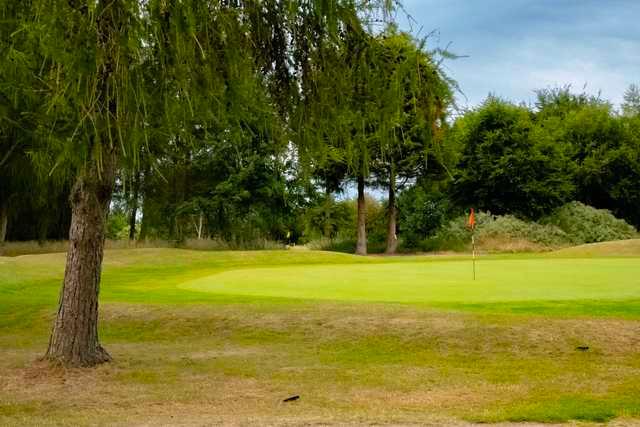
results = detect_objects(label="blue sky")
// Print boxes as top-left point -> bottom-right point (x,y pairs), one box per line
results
397,0 -> 640,110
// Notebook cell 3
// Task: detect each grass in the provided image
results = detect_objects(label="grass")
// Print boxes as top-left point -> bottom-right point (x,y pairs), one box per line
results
0,237 -> 283,257
1,242 -> 640,425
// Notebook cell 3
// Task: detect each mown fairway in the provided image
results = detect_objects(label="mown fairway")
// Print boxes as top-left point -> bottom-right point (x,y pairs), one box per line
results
1,243 -> 640,425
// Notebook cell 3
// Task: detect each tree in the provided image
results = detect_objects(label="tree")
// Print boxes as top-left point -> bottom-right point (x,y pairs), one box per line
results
396,179 -> 451,248
296,27 -> 453,255
7,0 -> 396,366
370,29 -> 453,253
31,0 -> 147,366
535,86 -> 640,227
0,0 -> 46,243
564,104 -> 640,227
292,17 -> 379,255
622,84 -> 640,117
452,97 -> 575,219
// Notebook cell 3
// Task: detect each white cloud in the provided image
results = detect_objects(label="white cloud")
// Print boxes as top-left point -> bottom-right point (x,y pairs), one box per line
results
399,0 -> 640,110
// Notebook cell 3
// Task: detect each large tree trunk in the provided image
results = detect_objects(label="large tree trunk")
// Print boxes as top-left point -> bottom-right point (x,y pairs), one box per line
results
385,169 -> 398,254
355,174 -> 367,255
46,0 -> 124,367
46,152 -> 116,367
0,201 -> 8,243
128,171 -> 140,240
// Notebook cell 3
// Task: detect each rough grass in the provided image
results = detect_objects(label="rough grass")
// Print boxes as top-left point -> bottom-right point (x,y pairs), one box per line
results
1,246 -> 640,425
552,239 -> 640,257
0,237 -> 284,257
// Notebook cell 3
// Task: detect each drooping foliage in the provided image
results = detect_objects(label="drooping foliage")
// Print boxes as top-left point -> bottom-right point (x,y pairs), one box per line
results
2,0 -> 406,366
0,0 -> 73,242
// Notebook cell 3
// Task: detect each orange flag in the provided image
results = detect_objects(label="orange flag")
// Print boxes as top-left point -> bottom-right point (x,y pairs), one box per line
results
467,208 -> 476,230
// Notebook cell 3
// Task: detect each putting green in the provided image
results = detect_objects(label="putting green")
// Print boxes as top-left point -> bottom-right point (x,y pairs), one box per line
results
181,258 -> 640,303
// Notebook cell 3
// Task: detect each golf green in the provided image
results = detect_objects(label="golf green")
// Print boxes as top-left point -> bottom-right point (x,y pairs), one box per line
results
181,258 -> 640,303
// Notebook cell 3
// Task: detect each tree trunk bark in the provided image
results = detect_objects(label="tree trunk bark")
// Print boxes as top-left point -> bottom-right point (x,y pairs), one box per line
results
355,174 -> 367,255
46,152 -> 116,367
139,197 -> 149,241
45,0 -> 124,367
385,169 -> 398,254
128,171 -> 140,240
196,212 -> 203,239
0,201 -> 8,243
139,166 -> 150,240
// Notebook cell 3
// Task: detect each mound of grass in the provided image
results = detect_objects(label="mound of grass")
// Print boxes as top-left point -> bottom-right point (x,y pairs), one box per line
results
542,201 -> 637,244
553,238 -> 640,257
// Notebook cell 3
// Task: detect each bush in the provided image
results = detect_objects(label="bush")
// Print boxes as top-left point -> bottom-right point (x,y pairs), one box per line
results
542,202 -> 637,244
301,194 -> 388,251
304,195 -> 388,254
180,237 -> 284,251
106,211 -> 130,240
480,214 -> 569,248
422,211 -> 570,252
397,186 -> 449,247
301,197 -> 355,241
420,202 -> 638,253
305,234 -> 388,254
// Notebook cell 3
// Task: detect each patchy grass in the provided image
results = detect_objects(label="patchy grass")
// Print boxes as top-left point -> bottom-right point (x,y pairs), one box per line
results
1,247 -> 640,425
552,238 -> 640,257
0,238 -> 283,257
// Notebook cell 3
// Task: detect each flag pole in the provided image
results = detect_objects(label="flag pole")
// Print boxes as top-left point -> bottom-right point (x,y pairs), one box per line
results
467,208 -> 476,281
472,232 -> 476,281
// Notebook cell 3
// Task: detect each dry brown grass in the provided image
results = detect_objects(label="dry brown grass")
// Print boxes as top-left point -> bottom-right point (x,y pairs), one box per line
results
476,236 -> 552,253
552,239 -> 640,257
2,302 -> 640,425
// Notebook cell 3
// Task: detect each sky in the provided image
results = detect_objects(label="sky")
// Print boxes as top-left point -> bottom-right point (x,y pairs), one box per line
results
397,0 -> 640,111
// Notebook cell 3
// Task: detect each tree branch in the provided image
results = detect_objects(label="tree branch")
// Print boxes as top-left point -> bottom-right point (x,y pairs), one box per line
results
0,141 -> 20,169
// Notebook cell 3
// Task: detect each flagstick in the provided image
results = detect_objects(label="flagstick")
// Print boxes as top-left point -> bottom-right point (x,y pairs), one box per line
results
472,233 -> 476,281
467,208 -> 477,281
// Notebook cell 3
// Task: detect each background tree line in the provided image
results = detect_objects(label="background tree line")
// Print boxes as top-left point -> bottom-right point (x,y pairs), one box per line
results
6,81 -> 638,254
1,5 -> 455,257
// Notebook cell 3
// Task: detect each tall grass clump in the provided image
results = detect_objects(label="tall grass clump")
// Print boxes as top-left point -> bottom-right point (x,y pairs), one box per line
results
305,235 -> 387,254
422,211 -> 570,253
0,238 -> 283,257
542,202 -> 637,244
0,240 -> 70,256
180,237 -> 284,251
